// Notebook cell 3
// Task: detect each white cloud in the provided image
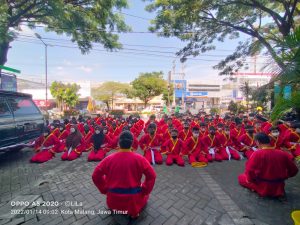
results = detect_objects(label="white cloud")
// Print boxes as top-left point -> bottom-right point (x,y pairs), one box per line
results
79,66 -> 93,73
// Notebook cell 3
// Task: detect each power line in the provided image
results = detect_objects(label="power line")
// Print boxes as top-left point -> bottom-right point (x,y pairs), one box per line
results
16,36 -> 233,57
14,39 -> 270,65
115,11 -> 152,21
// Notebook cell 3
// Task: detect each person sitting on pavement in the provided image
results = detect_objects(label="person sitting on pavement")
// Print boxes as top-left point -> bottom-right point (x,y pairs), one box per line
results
61,125 -> 86,161
238,132 -> 298,198
92,130 -> 156,219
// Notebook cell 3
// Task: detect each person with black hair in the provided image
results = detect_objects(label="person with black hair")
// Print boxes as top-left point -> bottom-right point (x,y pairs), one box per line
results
88,126 -> 111,161
238,132 -> 298,197
30,126 -> 60,163
92,131 -> 156,219
139,123 -> 163,165
57,123 -> 70,152
237,125 -> 257,159
110,126 -> 139,151
161,129 -> 185,166
183,127 -> 209,166
61,125 -> 86,161
202,126 -> 223,162
217,126 -> 241,160
178,121 -> 192,141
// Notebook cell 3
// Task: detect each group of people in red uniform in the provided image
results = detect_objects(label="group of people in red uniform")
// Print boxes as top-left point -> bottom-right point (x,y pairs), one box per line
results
30,112 -> 300,167
29,111 -> 299,218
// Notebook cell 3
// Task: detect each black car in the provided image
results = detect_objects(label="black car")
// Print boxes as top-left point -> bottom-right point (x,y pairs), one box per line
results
0,90 -> 44,151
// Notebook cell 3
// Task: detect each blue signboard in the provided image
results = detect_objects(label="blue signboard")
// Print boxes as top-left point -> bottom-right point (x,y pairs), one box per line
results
186,91 -> 208,97
173,80 -> 187,98
0,73 -> 17,92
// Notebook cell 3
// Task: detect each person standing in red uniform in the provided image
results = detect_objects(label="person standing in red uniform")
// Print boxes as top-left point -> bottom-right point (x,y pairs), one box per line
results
161,129 -> 185,166
139,123 -> 163,165
238,132 -> 298,197
92,131 -> 156,219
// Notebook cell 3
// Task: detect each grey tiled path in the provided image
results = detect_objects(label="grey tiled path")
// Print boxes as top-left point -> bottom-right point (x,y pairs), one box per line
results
0,148 -> 299,225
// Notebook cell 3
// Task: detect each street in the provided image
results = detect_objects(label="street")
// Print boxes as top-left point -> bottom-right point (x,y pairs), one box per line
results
0,148 -> 299,225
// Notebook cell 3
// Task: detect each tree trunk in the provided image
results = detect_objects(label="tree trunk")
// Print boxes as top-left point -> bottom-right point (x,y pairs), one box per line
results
0,41 -> 10,66
105,101 -> 110,111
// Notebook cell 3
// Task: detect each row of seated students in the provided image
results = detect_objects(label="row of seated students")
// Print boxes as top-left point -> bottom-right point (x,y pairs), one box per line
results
30,113 -> 300,167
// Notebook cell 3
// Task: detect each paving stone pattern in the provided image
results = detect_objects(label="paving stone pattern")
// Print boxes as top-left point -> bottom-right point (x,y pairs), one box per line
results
0,148 -> 299,225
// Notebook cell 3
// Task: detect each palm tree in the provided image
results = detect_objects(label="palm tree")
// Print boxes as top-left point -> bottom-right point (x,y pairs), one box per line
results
270,27 -> 300,121
240,81 -> 253,112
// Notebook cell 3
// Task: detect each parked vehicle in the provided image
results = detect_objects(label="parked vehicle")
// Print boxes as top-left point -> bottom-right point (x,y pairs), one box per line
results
0,90 -> 44,151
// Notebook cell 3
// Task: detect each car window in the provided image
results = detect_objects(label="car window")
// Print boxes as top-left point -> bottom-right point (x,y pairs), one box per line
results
7,97 -> 40,116
0,98 -> 13,118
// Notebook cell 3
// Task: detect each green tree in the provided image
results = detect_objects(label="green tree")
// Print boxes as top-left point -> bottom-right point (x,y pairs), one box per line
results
63,83 -> 80,108
50,81 -> 65,110
270,27 -> 300,121
146,0 -> 300,74
0,0 -> 130,66
240,82 -> 253,112
131,71 -> 167,107
50,81 -> 80,110
251,87 -> 270,109
92,81 -> 131,110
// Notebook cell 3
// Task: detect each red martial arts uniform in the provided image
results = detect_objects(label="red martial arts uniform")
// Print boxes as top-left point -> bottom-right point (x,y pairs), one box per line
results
161,138 -> 184,166
184,136 -> 208,164
238,133 -> 257,159
139,133 -> 163,164
61,137 -> 86,161
217,132 -> 241,160
202,134 -> 225,161
285,131 -> 300,159
178,129 -> 192,142
30,134 -> 60,163
238,148 -> 298,197
88,135 -> 111,161
92,151 -> 156,217
57,129 -> 70,152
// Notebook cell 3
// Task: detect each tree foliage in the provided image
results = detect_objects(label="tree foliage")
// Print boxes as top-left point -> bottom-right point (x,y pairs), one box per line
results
92,81 -> 131,110
50,81 -> 80,110
0,0 -> 130,65
146,0 -> 300,75
239,81 -> 253,111
130,71 -> 167,107
270,26 -> 300,121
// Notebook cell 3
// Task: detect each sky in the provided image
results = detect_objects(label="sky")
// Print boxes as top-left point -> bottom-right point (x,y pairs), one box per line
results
5,0 -> 263,85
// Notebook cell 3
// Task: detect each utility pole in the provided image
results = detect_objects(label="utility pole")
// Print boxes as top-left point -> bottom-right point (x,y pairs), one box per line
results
172,60 -> 176,107
168,71 -> 171,107
181,62 -> 186,110
35,33 -> 49,111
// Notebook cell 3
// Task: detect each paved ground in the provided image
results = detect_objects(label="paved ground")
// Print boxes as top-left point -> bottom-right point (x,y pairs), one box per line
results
0,148 -> 299,225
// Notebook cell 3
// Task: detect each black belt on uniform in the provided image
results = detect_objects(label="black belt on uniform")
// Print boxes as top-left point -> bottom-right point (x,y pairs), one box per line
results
256,177 -> 285,183
108,187 -> 142,194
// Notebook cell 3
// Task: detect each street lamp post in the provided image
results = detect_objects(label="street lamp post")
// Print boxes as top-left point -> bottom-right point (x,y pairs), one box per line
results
35,33 -> 48,111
